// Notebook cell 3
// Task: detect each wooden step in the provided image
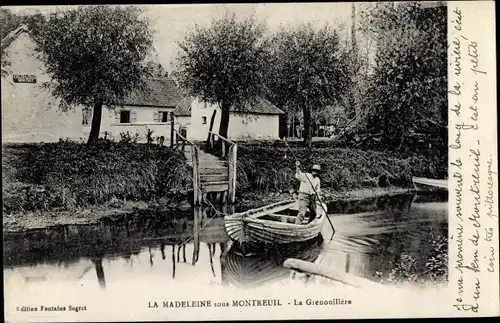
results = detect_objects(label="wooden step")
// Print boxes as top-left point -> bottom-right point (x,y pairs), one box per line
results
202,181 -> 229,192
200,174 -> 229,183
199,167 -> 228,175
199,160 -> 227,165
199,163 -> 228,168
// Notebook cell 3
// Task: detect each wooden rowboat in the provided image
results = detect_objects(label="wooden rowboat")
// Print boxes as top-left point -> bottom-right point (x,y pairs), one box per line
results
224,199 -> 327,250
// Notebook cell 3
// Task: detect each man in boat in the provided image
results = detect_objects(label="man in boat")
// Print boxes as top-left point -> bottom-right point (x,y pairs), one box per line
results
294,161 -> 322,224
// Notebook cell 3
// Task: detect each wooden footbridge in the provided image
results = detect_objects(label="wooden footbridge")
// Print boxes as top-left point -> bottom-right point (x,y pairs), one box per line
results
173,129 -> 237,205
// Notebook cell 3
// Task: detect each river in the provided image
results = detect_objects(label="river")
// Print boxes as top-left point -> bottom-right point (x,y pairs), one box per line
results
3,191 -> 448,293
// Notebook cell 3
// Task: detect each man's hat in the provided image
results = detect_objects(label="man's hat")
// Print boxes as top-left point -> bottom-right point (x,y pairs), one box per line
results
310,164 -> 322,172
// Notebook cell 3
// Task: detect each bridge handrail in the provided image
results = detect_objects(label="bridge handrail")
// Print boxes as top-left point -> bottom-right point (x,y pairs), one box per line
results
173,128 -> 197,148
208,131 -> 236,147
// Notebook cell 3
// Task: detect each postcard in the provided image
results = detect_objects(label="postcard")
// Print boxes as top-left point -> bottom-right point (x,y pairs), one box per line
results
2,1 -> 498,321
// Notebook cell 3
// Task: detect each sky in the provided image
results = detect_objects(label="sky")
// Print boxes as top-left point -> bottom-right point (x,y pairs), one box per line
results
146,3 -> 354,72
9,3 -> 357,72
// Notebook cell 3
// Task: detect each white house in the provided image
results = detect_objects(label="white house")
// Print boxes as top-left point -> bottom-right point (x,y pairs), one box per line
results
174,97 -> 284,141
1,25 -> 283,144
1,25 -> 183,143
98,78 -> 187,142
1,25 -> 87,143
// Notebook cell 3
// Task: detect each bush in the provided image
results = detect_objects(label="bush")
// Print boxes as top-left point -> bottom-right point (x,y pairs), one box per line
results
2,139 -> 191,214
235,144 -> 443,193
384,230 -> 448,286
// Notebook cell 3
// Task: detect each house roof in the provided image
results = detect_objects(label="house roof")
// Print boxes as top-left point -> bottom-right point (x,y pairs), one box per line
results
231,98 -> 284,115
123,78 -> 186,107
173,98 -> 283,117
1,24 -> 29,50
173,96 -> 194,116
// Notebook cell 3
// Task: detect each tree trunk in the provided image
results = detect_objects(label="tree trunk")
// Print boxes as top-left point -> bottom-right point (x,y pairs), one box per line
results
218,101 -> 231,139
206,109 -> 217,147
87,99 -> 103,145
302,106 -> 313,148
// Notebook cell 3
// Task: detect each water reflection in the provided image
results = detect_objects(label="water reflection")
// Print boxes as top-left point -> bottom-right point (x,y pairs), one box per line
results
92,258 -> 106,289
221,237 -> 323,288
3,192 -> 448,290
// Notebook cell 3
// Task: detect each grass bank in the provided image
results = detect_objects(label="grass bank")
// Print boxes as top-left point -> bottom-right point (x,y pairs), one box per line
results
2,140 -> 191,216
3,139 -> 446,232
234,141 -> 446,200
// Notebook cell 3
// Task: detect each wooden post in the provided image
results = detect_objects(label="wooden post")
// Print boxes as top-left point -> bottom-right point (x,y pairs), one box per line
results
192,147 -> 200,205
170,113 -> 175,148
228,144 -> 237,203
228,145 -> 234,204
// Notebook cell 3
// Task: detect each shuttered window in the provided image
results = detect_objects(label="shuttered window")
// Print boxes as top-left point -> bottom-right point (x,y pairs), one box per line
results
114,109 -> 136,124
120,111 -> 130,123
155,111 -> 170,122
161,112 -> 169,122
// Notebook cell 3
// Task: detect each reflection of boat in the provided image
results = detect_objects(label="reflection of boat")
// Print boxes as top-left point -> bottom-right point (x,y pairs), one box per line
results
224,199 -> 327,249
221,236 -> 323,288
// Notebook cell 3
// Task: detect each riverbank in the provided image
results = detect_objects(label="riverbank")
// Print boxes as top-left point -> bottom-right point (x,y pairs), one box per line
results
2,186 -> 414,232
2,140 -> 445,232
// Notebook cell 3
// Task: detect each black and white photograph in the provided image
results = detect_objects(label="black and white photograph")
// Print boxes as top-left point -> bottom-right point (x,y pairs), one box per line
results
1,1 -> 498,321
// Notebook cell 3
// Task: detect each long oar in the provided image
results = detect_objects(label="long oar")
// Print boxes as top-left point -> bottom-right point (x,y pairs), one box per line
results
282,139 -> 336,239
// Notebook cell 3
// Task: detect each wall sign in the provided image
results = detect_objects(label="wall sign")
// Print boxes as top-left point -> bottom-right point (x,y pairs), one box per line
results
13,74 -> 37,83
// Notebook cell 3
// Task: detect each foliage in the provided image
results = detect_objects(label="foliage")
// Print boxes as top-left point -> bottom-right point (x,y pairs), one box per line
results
29,5 -> 154,144
234,142 -> 444,194
2,140 -> 191,214
265,23 -> 350,147
174,13 -> 268,138
383,229 -> 448,285
146,61 -> 168,77
145,129 -> 155,145
354,2 -> 447,151
119,131 -> 140,144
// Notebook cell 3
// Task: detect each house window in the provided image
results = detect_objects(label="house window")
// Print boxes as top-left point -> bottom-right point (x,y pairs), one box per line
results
202,116 -> 207,124
159,111 -> 169,122
120,110 -> 131,123
82,108 -> 92,125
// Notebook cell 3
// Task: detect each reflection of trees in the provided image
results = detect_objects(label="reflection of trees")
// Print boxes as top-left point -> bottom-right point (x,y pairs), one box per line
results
160,242 -> 166,260
171,245 -> 176,279
207,243 -> 216,277
177,244 -> 186,263
4,205 -> 230,286
149,245 -> 154,267
92,258 -> 106,289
